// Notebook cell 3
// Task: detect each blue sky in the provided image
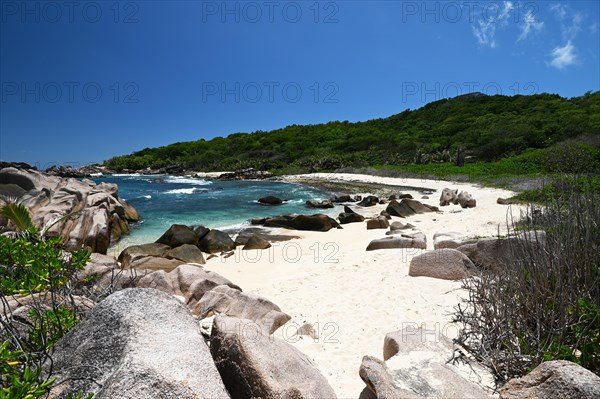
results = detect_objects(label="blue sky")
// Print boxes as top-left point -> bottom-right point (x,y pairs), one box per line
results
1,1 -> 598,168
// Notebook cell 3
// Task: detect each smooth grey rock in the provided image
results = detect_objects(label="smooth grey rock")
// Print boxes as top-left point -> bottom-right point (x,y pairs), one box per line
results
198,229 -> 236,254
165,244 -> 206,264
47,288 -> 230,399
306,199 -> 334,209
198,285 -> 290,334
118,243 -> 171,268
358,195 -> 380,207
433,232 -> 473,249
457,191 -> 477,208
137,264 -> 240,315
439,188 -> 459,206
339,212 -> 365,224
500,360 -> 600,399
0,167 -> 139,254
390,221 -> 414,231
382,327 -> 493,398
262,214 -> 340,232
359,355 -> 419,399
156,224 -> 199,248
242,235 -> 272,250
129,256 -> 184,272
366,233 -> 426,251
210,315 -> 337,399
367,215 -> 390,230
409,249 -> 474,280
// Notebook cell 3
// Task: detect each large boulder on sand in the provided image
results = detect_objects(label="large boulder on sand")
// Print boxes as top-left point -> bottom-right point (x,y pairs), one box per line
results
261,214 -> 340,232
198,230 -> 236,254
118,243 -> 171,268
499,360 -> 600,399
366,215 -> 390,229
378,326 -> 493,398
366,233 -> 427,251
357,195 -> 379,207
137,264 -> 240,315
233,227 -> 299,245
165,244 -> 206,264
409,249 -> 474,280
386,198 -> 437,218
338,212 -> 365,224
359,355 -> 420,399
457,191 -> 476,208
242,235 -> 272,250
439,188 -> 459,206
155,224 -> 199,247
210,315 -> 337,398
46,289 -> 229,399
457,232 -> 545,271
197,285 -> 290,334
390,221 -> 414,231
433,232 -> 473,249
338,205 -> 365,224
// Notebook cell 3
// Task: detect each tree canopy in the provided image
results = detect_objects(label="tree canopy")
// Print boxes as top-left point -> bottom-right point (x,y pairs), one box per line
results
104,91 -> 600,173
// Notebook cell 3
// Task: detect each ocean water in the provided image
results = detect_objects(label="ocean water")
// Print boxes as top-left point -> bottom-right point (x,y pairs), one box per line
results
92,175 -> 334,250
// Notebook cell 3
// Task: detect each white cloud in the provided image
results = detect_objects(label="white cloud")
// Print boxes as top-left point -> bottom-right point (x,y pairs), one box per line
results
471,1 -> 514,48
563,12 -> 584,40
551,4 -> 585,40
518,10 -> 544,41
549,41 -> 577,69
590,22 -> 599,34
550,4 -> 567,20
472,20 -> 498,48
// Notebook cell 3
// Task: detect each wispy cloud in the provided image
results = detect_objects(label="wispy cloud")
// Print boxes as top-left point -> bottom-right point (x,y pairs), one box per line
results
518,10 -> 544,41
549,41 -> 577,70
563,12 -> 584,40
547,4 -> 585,70
550,4 -> 567,21
472,1 -> 514,48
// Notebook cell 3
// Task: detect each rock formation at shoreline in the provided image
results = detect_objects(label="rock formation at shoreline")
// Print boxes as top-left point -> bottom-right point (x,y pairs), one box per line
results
0,167 -> 139,254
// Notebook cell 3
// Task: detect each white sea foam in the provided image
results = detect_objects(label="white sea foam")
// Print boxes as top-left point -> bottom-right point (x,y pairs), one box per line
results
143,195 -> 152,199
165,188 -> 198,195
113,173 -> 141,177
165,176 -> 212,185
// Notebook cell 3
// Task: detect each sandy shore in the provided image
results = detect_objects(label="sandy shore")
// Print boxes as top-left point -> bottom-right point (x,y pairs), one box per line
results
202,173 -> 521,397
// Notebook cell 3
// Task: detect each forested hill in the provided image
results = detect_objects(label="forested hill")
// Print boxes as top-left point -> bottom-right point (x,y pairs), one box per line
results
104,91 -> 600,173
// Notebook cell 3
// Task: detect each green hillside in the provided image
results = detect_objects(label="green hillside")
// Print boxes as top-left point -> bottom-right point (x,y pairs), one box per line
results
105,91 -> 600,176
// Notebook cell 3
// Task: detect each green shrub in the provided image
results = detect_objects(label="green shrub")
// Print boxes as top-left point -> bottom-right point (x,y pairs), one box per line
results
0,235 -> 90,296
1,202 -> 92,398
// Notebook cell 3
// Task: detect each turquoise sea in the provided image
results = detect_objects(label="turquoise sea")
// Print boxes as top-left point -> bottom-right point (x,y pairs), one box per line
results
92,175 -> 333,250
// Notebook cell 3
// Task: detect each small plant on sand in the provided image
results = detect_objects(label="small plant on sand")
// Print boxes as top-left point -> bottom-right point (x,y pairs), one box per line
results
452,183 -> 600,384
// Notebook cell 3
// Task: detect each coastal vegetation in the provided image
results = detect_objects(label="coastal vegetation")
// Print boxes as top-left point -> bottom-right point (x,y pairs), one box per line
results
104,92 -> 600,190
0,202 -> 92,398
453,184 -> 600,383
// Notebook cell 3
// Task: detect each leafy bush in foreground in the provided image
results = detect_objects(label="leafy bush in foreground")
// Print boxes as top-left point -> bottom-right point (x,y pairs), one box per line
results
0,202 -> 92,398
453,186 -> 600,384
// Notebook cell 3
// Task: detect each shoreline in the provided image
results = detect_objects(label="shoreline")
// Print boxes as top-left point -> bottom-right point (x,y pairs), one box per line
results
102,172 -> 521,395
196,172 -> 519,396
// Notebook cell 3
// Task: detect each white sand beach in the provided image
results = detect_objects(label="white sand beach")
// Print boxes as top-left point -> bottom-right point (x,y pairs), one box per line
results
202,173 -> 522,397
